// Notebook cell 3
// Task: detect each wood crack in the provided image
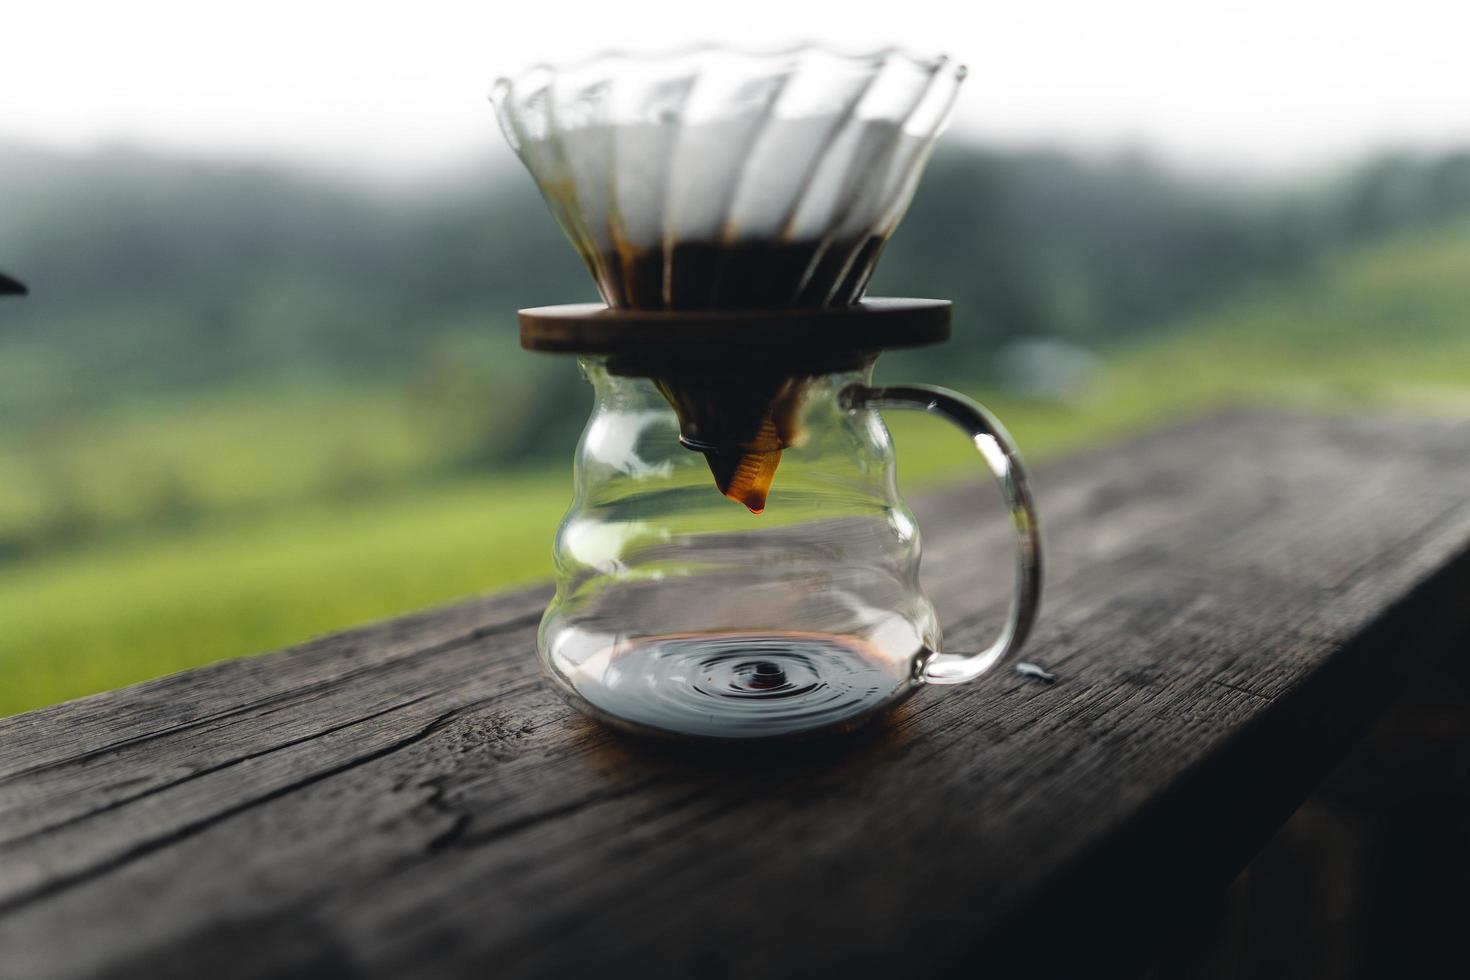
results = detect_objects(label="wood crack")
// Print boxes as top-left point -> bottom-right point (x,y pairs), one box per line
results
0,690 -> 518,915
1,690 -> 455,848
0,610 -> 542,786
441,775 -> 672,854
1208,679 -> 1275,703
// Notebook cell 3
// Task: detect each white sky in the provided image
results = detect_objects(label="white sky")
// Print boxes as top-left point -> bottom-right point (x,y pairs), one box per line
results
3,0 -> 1468,181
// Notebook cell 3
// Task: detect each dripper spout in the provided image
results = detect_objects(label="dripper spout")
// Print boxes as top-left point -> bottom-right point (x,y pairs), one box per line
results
652,373 -> 807,515
699,428 -> 783,513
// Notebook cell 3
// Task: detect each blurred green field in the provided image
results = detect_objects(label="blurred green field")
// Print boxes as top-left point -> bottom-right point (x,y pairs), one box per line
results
3,222 -> 1469,716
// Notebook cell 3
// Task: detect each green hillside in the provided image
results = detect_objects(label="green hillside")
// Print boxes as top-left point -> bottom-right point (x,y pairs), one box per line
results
3,221 -> 1468,716
3,143 -> 1468,562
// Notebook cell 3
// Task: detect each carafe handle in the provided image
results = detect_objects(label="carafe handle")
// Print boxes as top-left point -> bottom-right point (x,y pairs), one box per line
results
841,384 -> 1043,684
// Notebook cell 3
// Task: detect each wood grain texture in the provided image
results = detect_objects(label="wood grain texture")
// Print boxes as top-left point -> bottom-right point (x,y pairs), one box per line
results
3,409 -> 1470,980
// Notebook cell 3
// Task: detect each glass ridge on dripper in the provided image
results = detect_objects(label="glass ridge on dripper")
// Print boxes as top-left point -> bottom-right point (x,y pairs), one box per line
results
492,44 -> 966,510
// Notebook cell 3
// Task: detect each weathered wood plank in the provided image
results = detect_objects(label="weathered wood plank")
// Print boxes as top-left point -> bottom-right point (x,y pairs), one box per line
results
2,409 -> 1468,979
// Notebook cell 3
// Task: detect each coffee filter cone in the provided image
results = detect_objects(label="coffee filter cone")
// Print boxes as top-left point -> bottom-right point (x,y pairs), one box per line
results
494,45 -> 964,509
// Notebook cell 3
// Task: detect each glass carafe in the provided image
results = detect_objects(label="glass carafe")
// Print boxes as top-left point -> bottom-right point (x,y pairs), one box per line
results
535,336 -> 1040,740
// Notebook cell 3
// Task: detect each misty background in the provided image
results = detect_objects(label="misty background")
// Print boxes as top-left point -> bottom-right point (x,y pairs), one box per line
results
3,1 -> 1470,720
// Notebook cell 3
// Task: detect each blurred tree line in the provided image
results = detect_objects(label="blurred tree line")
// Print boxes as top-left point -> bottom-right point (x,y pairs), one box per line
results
0,140 -> 1468,554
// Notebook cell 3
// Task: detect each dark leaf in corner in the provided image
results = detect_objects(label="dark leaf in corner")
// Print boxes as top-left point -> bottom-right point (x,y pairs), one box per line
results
0,271 -> 27,296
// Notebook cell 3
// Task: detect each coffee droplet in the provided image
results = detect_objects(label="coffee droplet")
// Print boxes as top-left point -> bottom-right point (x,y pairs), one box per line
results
743,660 -> 787,689
723,450 -> 781,513
704,449 -> 781,513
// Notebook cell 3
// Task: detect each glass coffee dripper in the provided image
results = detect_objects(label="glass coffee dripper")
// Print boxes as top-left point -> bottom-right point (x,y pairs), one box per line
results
493,45 -> 1043,739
